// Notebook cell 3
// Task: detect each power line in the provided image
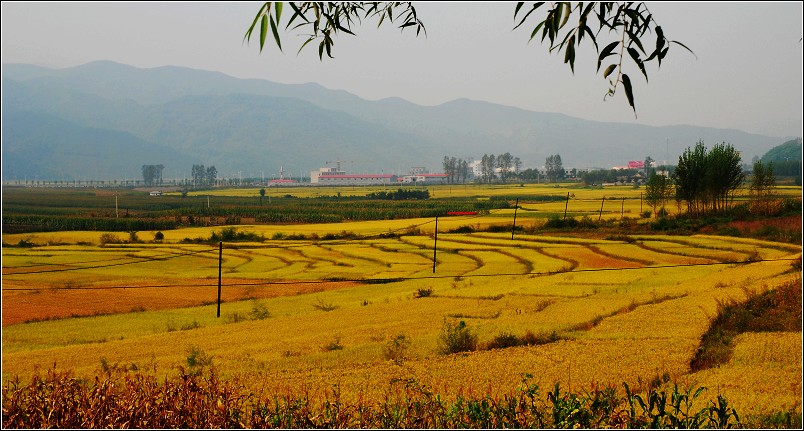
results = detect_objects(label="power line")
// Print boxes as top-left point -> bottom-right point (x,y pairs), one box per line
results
1,247 -> 217,269
2,257 -> 797,292
2,247 -> 216,275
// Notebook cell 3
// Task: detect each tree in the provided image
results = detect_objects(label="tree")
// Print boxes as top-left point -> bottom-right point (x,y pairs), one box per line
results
141,164 -> 164,187
259,187 -> 266,206
545,154 -> 564,183
643,156 -> 654,178
673,141 -> 743,217
644,173 -> 672,218
206,166 -> 218,186
673,142 -> 707,216
141,165 -> 156,187
750,160 -> 776,215
246,2 -> 693,113
497,152 -> 514,183
191,164 -> 205,187
479,154 -> 497,184
704,143 -> 743,212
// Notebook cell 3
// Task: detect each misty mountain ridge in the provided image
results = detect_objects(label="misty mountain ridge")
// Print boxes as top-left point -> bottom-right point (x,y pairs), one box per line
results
2,60 -> 793,181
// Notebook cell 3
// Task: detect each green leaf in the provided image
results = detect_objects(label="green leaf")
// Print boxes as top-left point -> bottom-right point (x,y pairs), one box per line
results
627,47 -> 647,81
514,2 -> 525,17
625,29 -> 645,53
270,15 -> 282,52
622,73 -> 635,113
286,2 -> 308,28
274,2 -> 283,24
597,41 -> 619,69
529,21 -> 545,42
671,40 -> 697,58
260,15 -> 268,51
564,34 -> 576,73
245,3 -> 267,42
603,63 -> 617,79
514,2 -> 544,30
297,36 -> 315,55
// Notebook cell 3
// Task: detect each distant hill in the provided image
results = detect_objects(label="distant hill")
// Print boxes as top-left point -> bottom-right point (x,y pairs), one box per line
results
2,61 -> 797,181
761,138 -> 802,162
1,110 -> 189,181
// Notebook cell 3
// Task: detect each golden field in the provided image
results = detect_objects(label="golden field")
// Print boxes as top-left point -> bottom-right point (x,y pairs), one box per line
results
2,213 -> 801,423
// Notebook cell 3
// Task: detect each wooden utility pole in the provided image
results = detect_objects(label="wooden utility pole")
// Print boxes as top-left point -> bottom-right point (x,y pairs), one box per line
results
511,198 -> 519,240
599,196 -> 606,221
216,242 -> 222,318
432,217 -> 438,273
563,192 -> 570,220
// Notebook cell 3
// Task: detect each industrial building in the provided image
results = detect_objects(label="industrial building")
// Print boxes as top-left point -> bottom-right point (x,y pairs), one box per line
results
309,165 -> 446,186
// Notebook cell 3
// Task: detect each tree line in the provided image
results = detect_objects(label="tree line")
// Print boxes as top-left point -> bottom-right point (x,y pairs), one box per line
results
644,140 -> 770,218
141,165 -> 164,187
442,153 -> 524,184
191,165 -> 218,187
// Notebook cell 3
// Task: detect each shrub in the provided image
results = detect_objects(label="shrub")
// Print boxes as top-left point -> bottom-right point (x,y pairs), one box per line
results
99,232 -> 123,245
16,238 -> 36,248
185,346 -> 213,371
312,299 -> 339,312
448,225 -> 475,234
321,336 -> 344,352
224,312 -> 246,323
249,302 -> 271,320
154,231 -> 164,241
180,320 -> 201,331
383,334 -> 411,365
414,287 -> 433,298
438,320 -> 477,355
485,333 -> 520,350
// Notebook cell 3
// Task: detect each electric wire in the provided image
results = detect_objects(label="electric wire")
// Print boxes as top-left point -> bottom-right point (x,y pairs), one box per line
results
2,256 -> 798,291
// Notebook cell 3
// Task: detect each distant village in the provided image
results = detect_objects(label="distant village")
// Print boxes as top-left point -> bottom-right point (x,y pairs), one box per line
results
5,158 -> 661,189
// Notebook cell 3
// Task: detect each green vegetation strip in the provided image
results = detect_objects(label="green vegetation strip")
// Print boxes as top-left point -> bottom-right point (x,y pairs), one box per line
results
2,367 -> 748,429
690,277 -> 802,372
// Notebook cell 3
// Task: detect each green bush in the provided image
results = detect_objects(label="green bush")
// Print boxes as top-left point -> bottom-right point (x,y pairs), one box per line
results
99,232 -> 123,245
383,334 -> 411,365
249,302 -> 271,320
415,287 -> 434,298
438,320 -> 477,355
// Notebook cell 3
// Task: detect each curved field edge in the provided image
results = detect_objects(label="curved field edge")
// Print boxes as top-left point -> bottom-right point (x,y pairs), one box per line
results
2,233 -> 801,427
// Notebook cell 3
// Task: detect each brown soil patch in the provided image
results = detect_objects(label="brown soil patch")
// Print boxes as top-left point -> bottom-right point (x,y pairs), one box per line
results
728,215 -> 802,233
1,278 -> 357,326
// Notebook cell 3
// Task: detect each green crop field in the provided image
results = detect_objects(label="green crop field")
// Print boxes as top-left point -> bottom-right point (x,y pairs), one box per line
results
2,184 -> 802,428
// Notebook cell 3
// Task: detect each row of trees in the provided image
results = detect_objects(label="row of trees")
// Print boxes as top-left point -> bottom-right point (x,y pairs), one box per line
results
141,165 -> 164,187
749,160 -> 777,215
674,142 -> 744,216
441,153 -> 524,184
478,153 -> 522,183
645,141 -> 748,217
544,154 -> 564,183
191,165 -> 218,187
441,157 -> 471,184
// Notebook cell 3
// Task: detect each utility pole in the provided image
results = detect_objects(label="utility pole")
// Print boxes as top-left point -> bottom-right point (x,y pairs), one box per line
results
216,242 -> 223,318
432,217 -> 439,273
511,198 -> 519,240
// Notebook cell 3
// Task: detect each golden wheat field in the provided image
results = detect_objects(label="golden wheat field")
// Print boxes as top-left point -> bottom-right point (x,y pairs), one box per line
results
2,214 -> 801,423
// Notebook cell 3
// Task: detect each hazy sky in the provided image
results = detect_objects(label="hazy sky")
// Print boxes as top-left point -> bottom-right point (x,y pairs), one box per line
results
2,2 -> 802,138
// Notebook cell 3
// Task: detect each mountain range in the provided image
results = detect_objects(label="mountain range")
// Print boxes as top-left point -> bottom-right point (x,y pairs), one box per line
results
2,60 -> 795,182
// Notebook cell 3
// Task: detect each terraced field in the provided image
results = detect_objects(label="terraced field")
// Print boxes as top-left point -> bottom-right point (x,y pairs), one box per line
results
2,226 -> 801,423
